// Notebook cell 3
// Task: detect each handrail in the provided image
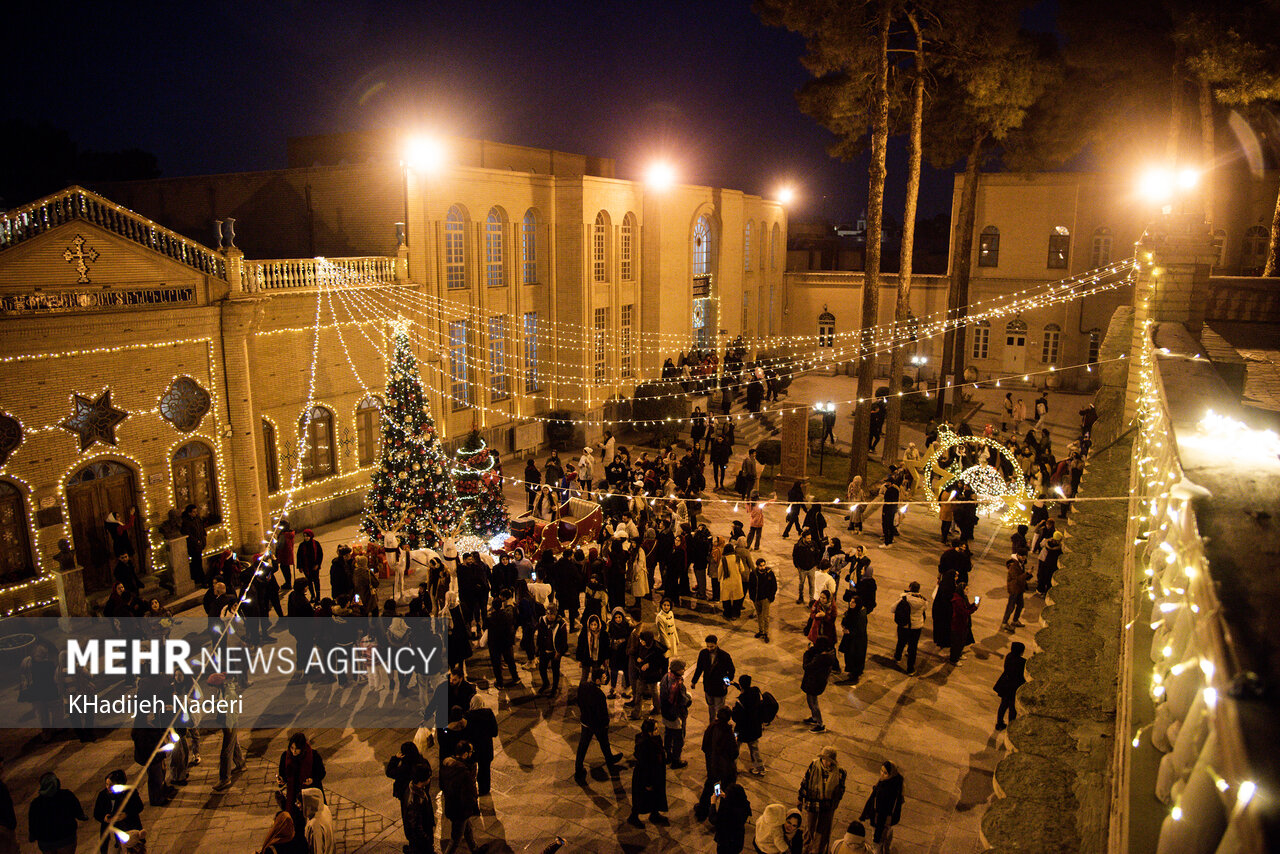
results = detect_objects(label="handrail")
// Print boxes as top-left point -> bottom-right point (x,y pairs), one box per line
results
244,256 -> 398,292
0,186 -> 226,279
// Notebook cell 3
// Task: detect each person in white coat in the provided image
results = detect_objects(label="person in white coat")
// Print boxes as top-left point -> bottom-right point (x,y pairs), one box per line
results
578,446 -> 596,492
301,787 -> 335,854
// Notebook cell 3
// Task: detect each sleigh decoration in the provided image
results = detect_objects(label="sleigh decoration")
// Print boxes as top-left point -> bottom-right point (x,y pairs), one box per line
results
495,496 -> 603,560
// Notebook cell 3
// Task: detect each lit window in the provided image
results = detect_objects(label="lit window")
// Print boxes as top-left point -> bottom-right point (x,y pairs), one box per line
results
593,307 -> 609,385
172,440 -> 220,523
445,206 -> 466,289
621,213 -> 636,281
485,207 -> 506,288
621,304 -> 634,378
521,209 -> 537,284
971,320 -> 990,359
261,419 -> 279,494
1048,226 -> 1070,269
489,315 -> 509,400
1042,323 -> 1061,364
771,222 -> 780,271
299,406 -> 335,481
1090,226 -> 1112,268
818,308 -> 835,348
593,211 -> 610,283
1087,328 -> 1102,364
449,320 -> 470,407
523,311 -> 539,393
693,215 -> 711,275
355,396 -> 382,466
978,226 -> 999,267
744,221 -> 752,271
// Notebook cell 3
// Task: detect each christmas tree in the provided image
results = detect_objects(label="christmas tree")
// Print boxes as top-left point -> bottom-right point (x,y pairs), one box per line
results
361,326 -> 460,549
453,430 -> 509,539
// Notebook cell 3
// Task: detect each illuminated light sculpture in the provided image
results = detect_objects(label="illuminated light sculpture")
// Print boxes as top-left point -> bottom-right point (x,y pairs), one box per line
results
452,430 -> 509,539
923,424 -> 1034,526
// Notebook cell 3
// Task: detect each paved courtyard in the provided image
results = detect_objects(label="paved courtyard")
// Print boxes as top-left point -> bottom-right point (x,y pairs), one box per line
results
0,380 -> 1094,853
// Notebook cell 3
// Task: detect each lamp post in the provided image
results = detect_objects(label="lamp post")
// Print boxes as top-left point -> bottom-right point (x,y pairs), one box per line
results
910,354 -> 928,389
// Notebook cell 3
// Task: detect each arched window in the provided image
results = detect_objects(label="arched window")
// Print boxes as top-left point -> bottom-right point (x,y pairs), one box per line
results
1087,328 -> 1102,364
693,215 -> 712,276
0,480 -> 35,582
300,406 -> 335,480
593,210 -> 610,283
771,222 -> 780,271
1212,228 -> 1227,271
485,207 -> 506,288
744,221 -> 753,271
978,226 -> 1000,267
521,209 -> 538,284
445,206 -> 467,289
261,419 -> 279,494
621,212 -> 636,281
1090,227 -> 1112,268
1048,226 -> 1070,269
355,396 -> 382,466
1005,318 -> 1028,336
818,307 -> 836,348
1041,323 -> 1062,364
173,440 -> 220,523
1242,226 -> 1268,273
971,319 -> 991,360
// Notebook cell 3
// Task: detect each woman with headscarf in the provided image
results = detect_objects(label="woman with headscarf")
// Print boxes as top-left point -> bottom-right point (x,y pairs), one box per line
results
575,614 -> 609,684
805,590 -> 838,647
533,485 -> 558,522
465,695 -> 498,797
445,591 -> 472,673
277,733 -> 326,820
301,788 -> 334,854
717,537 -> 745,619
754,803 -> 804,853
995,642 -> 1028,731
255,810 -> 295,854
931,567 -> 956,648
385,741 -> 428,802
845,476 -> 866,533
949,581 -> 979,664
28,772 -> 85,854
655,598 -> 679,659
859,761 -> 905,853
627,717 -> 670,828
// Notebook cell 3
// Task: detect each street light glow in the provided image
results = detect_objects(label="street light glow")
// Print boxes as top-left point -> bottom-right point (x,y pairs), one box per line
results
1139,168 -> 1174,203
404,135 -> 446,174
1177,168 -> 1200,190
647,161 -> 676,190
778,186 -> 795,205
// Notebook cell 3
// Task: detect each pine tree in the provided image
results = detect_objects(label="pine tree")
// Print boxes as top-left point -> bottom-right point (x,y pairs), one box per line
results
361,327 -> 459,549
453,429 -> 509,539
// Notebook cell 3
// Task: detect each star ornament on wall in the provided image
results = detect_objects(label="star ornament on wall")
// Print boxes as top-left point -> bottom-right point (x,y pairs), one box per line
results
61,389 -> 129,451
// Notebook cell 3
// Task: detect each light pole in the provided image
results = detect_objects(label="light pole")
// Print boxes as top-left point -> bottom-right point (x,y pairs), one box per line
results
910,354 -> 928,390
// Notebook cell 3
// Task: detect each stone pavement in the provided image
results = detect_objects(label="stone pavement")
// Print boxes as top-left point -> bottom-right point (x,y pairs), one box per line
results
0,378 -> 1095,853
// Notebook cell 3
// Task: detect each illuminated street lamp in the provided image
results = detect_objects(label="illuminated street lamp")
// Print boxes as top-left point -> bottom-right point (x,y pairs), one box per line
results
1138,166 -> 1200,214
399,134 -> 447,248
777,186 -> 795,205
646,161 -> 676,191
910,354 -> 928,387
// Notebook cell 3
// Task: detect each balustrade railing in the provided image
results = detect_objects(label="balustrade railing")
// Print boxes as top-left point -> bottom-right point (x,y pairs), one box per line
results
244,256 -> 398,292
0,186 -> 226,278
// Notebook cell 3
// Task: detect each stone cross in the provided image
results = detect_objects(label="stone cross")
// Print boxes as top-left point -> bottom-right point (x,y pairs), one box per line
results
63,234 -> 100,283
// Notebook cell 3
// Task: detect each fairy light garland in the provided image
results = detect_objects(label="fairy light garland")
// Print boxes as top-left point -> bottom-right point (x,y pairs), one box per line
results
923,424 -> 1035,525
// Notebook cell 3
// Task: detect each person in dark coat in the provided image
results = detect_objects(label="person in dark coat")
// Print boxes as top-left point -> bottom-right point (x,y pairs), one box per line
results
710,778 -> 752,854
445,591 -> 473,672
695,707 -> 740,821
385,742 -> 429,802
931,569 -> 956,648
731,675 -> 765,775
781,479 -> 806,539
854,565 -> 877,615
286,579 -> 314,680
523,458 -> 541,511
399,763 -> 435,854
859,761 -> 905,851
463,696 -> 499,796
295,529 -> 323,601
93,769 -> 142,852
709,436 -> 732,491
486,591 -> 520,688
439,741 -> 479,853
277,732 -> 326,818
868,400 -> 886,451
801,638 -> 839,733
27,772 -> 86,854
879,479 -> 900,546
575,669 -> 622,781
995,642 -> 1028,731
949,581 -> 979,664
627,718 -> 670,827
690,635 -> 736,724
938,541 -> 970,587
838,597 -> 868,685
534,606 -> 570,696
802,503 -> 827,545
179,503 -> 207,586
274,521 -> 295,588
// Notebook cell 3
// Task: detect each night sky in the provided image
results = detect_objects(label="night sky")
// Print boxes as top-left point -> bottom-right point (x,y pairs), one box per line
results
8,0 -> 970,223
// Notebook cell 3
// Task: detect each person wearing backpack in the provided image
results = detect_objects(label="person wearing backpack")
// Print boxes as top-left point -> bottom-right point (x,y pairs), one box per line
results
731,675 -> 766,776
892,582 -> 928,676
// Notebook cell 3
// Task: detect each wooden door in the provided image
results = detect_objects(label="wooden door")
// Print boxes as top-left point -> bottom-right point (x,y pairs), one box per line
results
67,462 -> 144,593
1003,334 -> 1027,374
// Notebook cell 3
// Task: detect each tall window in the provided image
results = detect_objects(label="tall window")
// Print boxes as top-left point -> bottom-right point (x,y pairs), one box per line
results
445,205 -> 467,289
261,419 -> 280,493
593,307 -> 609,384
521,209 -> 537,284
1090,226 -> 1112,268
0,481 -> 34,581
1041,323 -> 1061,364
1048,226 -> 1070,269
771,222 -> 780,270
523,311 -> 540,393
1087,328 -> 1102,364
744,221 -> 752,271
485,207 -> 506,288
1242,226 -> 1268,272
621,213 -> 635,281
978,226 -> 1000,267
1212,228 -> 1227,271
818,309 -> 835,348
593,211 -> 610,283
693,215 -> 712,275
300,406 -> 335,481
620,304 -> 634,378
355,395 -> 381,466
449,320 -> 470,407
489,315 -> 509,400
971,320 -> 990,359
